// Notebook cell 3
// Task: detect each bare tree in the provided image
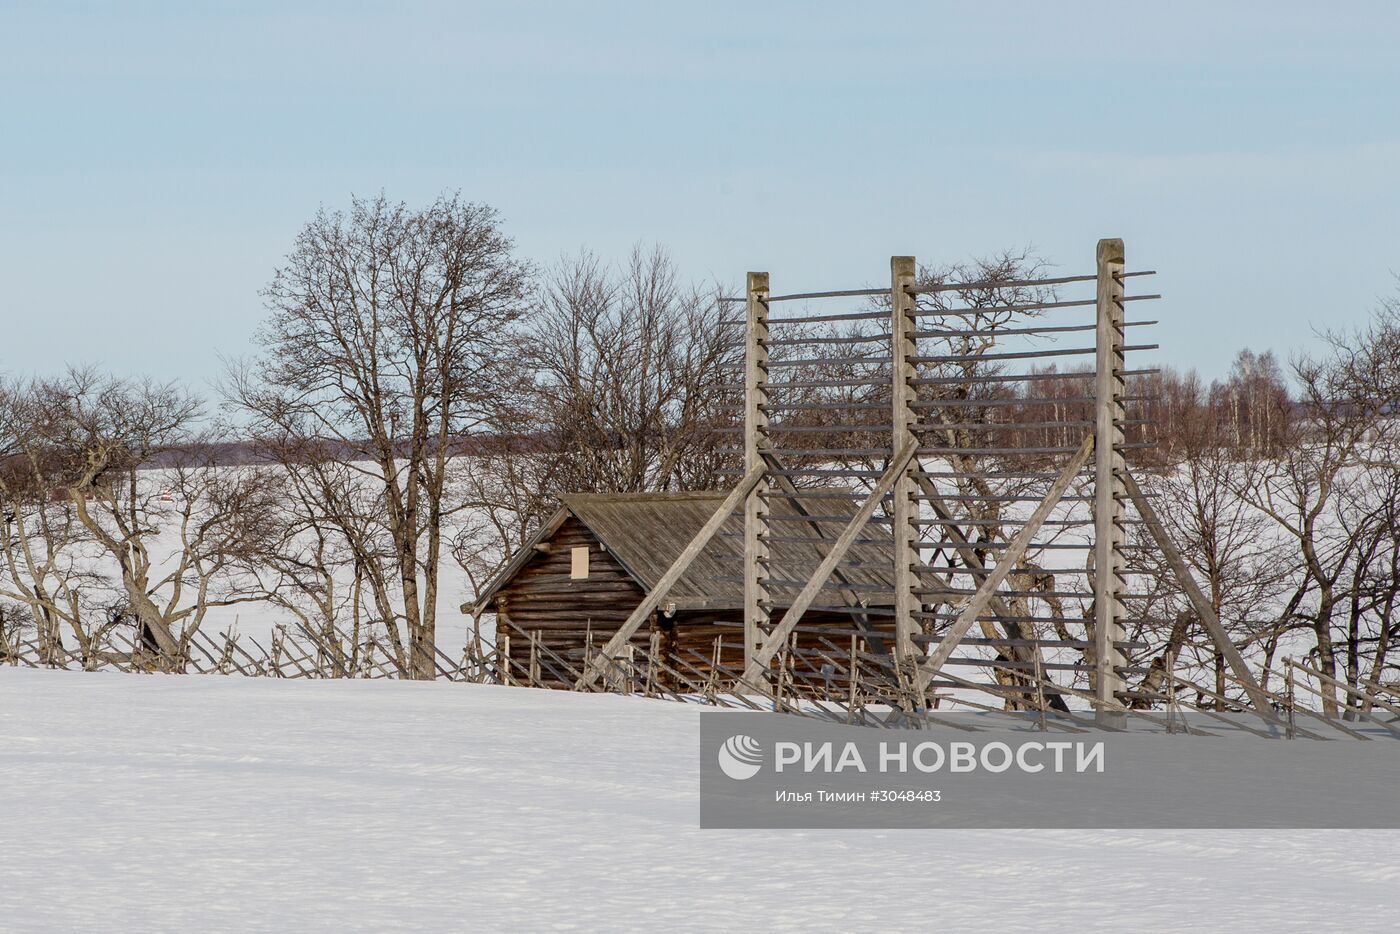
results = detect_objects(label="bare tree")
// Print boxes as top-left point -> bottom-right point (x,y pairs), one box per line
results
20,368 -> 274,668
451,438 -> 563,594
233,430 -> 404,675
519,246 -> 738,495
449,246 -> 735,660
1228,303 -> 1400,715
0,377 -> 93,664
1309,291 -> 1400,712
1336,461 -> 1400,716
1125,376 -> 1291,707
232,193 -> 530,679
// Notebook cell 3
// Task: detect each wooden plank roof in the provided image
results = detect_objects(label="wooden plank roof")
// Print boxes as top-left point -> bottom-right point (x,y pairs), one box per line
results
471,490 -> 898,613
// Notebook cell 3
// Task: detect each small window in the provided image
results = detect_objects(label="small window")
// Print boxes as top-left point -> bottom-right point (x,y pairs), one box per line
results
570,546 -> 590,580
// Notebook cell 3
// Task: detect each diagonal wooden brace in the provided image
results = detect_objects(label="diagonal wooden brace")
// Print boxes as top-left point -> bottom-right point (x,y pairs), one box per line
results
913,467 -> 1069,713
913,469 -> 1021,625
1122,469 -> 1280,725
914,435 -> 1095,699
739,440 -> 919,686
574,464 -> 767,691
759,447 -> 886,651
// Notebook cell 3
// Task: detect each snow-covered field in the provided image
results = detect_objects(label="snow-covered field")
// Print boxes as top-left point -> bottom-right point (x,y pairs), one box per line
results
2,667 -> 1397,933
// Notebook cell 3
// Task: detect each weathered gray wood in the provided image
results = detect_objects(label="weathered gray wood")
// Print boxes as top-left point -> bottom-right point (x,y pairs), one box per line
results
915,436 -> 1095,697
905,269 -> 1151,295
1171,667 -> 1327,739
740,440 -> 919,685
497,612 -> 513,684
758,447 -> 884,650
1285,661 -> 1297,738
1289,659 -> 1400,724
908,343 -> 1156,365
743,271 -> 771,670
1286,660 -> 1400,738
1122,469 -> 1279,725
913,471 -> 1016,615
1094,237 -> 1128,723
1221,671 -> 1368,740
764,286 -> 889,302
890,255 -> 920,661
912,467 -> 1069,714
573,464 -> 767,690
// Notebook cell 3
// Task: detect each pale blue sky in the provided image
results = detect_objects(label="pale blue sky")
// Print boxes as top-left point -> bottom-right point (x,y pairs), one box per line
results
3,1 -> 1398,387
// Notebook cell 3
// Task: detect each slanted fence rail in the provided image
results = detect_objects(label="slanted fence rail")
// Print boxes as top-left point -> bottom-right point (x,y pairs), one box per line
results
1,623 -> 493,683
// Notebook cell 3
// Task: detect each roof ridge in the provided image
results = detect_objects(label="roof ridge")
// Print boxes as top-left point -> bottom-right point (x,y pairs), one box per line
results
558,490 -> 726,503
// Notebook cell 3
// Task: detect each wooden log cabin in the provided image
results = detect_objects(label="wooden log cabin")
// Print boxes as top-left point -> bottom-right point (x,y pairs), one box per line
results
470,492 -> 901,688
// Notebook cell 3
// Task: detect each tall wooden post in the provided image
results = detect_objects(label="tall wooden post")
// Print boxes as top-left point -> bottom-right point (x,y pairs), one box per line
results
497,607 -> 513,686
1093,238 -> 1128,724
743,271 -> 771,670
890,256 -> 920,664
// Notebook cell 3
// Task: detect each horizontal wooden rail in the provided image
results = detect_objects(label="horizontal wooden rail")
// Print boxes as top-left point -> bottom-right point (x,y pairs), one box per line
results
915,319 -> 1156,338
906,269 -> 1154,295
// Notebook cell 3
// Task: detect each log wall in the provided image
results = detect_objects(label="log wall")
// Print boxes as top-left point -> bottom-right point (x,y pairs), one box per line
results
493,515 -> 898,692
496,518 -> 650,684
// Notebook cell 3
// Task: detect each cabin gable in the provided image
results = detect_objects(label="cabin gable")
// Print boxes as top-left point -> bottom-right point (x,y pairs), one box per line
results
496,516 -> 647,638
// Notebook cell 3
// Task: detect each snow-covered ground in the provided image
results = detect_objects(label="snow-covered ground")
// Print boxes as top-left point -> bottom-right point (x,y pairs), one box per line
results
2,667 -> 1397,933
